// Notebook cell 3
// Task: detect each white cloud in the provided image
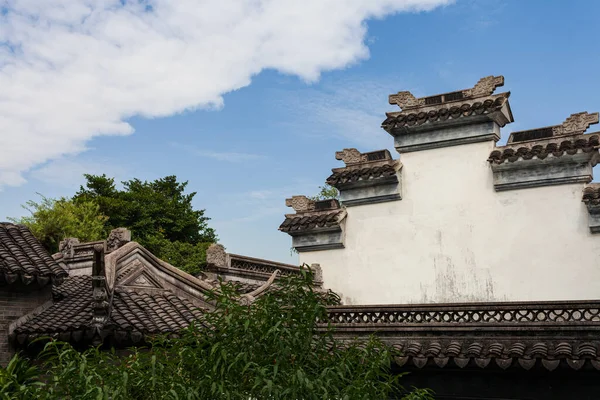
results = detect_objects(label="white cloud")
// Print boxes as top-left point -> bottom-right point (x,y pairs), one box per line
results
0,0 -> 452,188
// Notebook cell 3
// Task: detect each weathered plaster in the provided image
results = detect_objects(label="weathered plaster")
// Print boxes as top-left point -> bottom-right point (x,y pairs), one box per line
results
491,153 -> 597,191
291,228 -> 345,252
299,140 -> 600,304
394,121 -> 501,153
339,180 -> 401,206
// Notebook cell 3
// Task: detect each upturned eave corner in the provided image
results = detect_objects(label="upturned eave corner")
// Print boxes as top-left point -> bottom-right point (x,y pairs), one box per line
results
382,76 -> 514,153
279,195 -> 346,252
488,111 -> 600,191
327,148 -> 402,206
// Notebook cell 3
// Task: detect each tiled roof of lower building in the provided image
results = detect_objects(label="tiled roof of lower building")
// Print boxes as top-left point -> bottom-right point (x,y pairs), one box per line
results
11,275 -> 205,344
0,223 -> 67,286
323,301 -> 600,372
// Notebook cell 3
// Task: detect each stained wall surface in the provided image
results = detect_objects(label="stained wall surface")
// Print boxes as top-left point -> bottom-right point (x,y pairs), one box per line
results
299,140 -> 600,305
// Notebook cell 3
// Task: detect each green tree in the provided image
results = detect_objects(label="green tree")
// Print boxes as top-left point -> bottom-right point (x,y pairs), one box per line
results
2,268 -> 433,399
72,174 -> 217,273
11,175 -> 217,274
310,184 -> 339,201
74,174 -> 216,245
9,195 -> 108,254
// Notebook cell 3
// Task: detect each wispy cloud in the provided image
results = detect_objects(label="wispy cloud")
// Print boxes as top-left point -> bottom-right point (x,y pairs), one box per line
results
29,157 -> 127,189
274,78 -> 404,149
215,181 -> 320,225
0,0 -> 452,188
169,142 -> 265,162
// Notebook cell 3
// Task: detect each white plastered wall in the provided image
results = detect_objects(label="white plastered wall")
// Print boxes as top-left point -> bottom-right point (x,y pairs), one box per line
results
299,141 -> 600,305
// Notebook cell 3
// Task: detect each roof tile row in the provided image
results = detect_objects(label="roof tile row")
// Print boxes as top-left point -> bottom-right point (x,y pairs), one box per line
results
0,223 -> 67,286
279,209 -> 346,233
488,134 -> 599,164
326,163 -> 398,187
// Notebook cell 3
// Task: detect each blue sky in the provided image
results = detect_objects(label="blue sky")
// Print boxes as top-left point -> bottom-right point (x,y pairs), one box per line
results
1,0 -> 599,263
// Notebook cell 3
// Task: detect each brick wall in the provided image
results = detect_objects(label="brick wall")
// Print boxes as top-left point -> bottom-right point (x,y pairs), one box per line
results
0,284 -> 52,366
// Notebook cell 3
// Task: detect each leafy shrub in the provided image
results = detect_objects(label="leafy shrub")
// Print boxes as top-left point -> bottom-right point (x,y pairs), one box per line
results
1,268 -> 432,399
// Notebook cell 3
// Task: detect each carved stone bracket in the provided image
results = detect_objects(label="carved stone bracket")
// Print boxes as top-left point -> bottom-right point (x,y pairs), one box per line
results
388,91 -> 421,109
553,112 -> 599,136
285,195 -> 315,213
464,75 -> 505,97
206,243 -> 228,269
311,263 -> 324,284
106,228 -> 131,252
59,237 -> 80,259
335,148 -> 368,165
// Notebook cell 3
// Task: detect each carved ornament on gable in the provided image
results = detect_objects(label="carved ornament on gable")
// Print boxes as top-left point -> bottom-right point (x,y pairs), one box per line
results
285,195 -> 315,213
335,148 -> 367,165
553,112 -> 599,136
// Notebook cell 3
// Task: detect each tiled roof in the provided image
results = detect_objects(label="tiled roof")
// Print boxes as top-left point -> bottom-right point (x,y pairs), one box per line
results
583,184 -> 600,206
488,133 -> 600,164
12,276 -> 205,344
326,163 -> 398,187
0,223 -> 67,286
324,301 -> 600,371
382,95 -> 509,132
279,209 -> 346,233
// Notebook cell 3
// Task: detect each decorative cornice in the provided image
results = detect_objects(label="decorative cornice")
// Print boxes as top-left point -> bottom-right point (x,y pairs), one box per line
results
327,163 -> 400,188
488,133 -> 600,191
205,243 -> 321,285
279,197 -> 346,234
507,112 -> 599,144
388,75 -> 505,111
326,148 -> 402,206
280,197 -> 347,252
489,134 -> 600,164
383,94 -> 512,133
58,228 -> 132,267
323,300 -> 600,371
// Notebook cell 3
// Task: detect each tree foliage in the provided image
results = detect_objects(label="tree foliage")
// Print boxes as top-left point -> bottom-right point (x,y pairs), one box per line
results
310,184 -> 339,201
1,270 -> 433,399
12,175 -> 217,274
9,195 -> 108,254
74,174 -> 216,246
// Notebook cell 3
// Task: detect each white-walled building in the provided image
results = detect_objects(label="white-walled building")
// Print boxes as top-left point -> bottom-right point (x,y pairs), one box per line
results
280,76 -> 600,305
